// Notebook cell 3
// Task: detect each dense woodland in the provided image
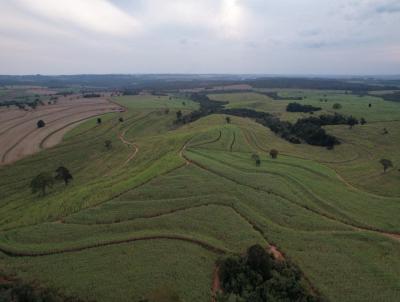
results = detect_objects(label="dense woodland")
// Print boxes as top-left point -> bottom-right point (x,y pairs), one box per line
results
176,93 -> 361,148
286,102 -> 321,113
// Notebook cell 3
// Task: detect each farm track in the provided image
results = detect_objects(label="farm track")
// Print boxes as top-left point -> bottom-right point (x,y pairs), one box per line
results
229,131 -> 236,152
182,149 -> 400,242
115,112 -> 157,167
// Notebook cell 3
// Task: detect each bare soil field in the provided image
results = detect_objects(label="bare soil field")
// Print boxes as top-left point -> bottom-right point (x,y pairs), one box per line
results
0,96 -> 122,165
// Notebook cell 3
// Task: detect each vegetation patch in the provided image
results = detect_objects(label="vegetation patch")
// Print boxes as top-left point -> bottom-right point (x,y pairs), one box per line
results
216,244 -> 321,302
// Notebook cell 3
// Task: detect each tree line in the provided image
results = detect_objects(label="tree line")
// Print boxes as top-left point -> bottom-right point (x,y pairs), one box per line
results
175,94 -> 368,148
286,102 -> 321,113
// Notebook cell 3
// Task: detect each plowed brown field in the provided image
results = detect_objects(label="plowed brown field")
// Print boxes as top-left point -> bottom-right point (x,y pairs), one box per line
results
0,96 -> 121,165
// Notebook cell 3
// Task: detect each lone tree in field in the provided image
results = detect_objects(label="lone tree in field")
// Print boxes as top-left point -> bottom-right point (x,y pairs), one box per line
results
332,103 -> 342,110
380,159 -> 393,173
347,116 -> 358,129
360,117 -> 367,125
37,120 -> 45,128
55,166 -> 73,185
269,149 -> 279,159
119,117 -> 124,122
104,140 -> 112,150
97,118 -> 102,124
383,128 -> 389,135
30,172 -> 54,196
176,110 -> 182,121
251,153 -> 261,166
164,108 -> 170,115
369,103 -> 372,108
226,116 -> 231,124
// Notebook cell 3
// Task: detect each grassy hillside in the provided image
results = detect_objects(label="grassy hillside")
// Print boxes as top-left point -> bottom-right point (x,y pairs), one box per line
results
0,93 -> 399,302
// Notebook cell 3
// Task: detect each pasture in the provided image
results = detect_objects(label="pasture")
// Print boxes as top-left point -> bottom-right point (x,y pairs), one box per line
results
0,91 -> 399,302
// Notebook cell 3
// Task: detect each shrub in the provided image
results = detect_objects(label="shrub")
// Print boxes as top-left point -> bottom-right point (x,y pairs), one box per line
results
332,103 -> 342,109
104,140 -> 112,150
380,159 -> 393,173
269,149 -> 279,159
30,172 -> 54,196
55,166 -> 73,185
37,120 -> 45,128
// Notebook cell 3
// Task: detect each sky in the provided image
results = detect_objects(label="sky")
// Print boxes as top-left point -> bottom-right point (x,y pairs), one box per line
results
0,0 -> 399,75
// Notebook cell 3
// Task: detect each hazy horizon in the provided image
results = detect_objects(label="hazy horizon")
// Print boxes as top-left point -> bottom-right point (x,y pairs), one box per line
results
1,0 -> 400,75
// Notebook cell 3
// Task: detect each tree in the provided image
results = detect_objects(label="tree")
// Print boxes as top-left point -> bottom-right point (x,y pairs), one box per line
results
380,159 -> 393,173
246,244 -> 272,280
119,117 -> 124,122
104,140 -> 112,150
383,128 -> 389,135
368,103 -> 372,108
55,166 -> 73,185
347,116 -> 358,129
176,110 -> 182,120
97,118 -> 102,124
360,117 -> 367,125
332,103 -> 342,110
164,108 -> 170,115
270,149 -> 279,159
30,172 -> 54,196
37,120 -> 45,128
225,116 -> 231,124
251,153 -> 261,166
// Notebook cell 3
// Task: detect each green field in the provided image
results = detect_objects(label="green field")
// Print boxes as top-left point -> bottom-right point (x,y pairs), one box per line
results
0,92 -> 400,302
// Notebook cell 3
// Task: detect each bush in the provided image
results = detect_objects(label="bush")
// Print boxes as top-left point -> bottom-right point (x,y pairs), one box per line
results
37,120 -> 45,128
332,103 -> 342,109
269,149 -> 278,159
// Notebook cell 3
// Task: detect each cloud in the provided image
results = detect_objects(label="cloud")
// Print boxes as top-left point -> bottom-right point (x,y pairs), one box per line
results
0,0 -> 399,74
375,1 -> 400,14
15,0 -> 140,36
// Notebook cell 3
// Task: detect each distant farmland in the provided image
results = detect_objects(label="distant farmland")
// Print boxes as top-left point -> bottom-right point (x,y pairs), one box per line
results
0,88 -> 399,302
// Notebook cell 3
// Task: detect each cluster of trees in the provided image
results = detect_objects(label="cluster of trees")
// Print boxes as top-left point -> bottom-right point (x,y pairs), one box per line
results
216,244 -> 320,302
262,92 -> 303,101
30,167 -> 73,196
174,93 -> 226,124
378,91 -> 400,103
286,102 -> 321,113
122,89 -> 141,96
177,93 -> 368,148
83,93 -> 101,98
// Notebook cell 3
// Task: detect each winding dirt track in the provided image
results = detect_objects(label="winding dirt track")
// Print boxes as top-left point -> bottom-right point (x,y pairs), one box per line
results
0,97 -> 122,165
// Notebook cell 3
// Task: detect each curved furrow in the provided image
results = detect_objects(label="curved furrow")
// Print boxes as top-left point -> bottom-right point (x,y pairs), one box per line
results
182,149 -> 400,241
0,234 -> 228,257
1,107 -> 117,164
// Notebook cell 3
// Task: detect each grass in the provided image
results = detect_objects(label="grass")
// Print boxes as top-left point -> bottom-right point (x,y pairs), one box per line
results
1,239 -> 218,302
0,93 -> 399,302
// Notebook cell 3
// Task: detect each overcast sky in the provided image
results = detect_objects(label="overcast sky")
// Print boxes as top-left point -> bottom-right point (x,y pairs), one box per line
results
0,0 -> 399,75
